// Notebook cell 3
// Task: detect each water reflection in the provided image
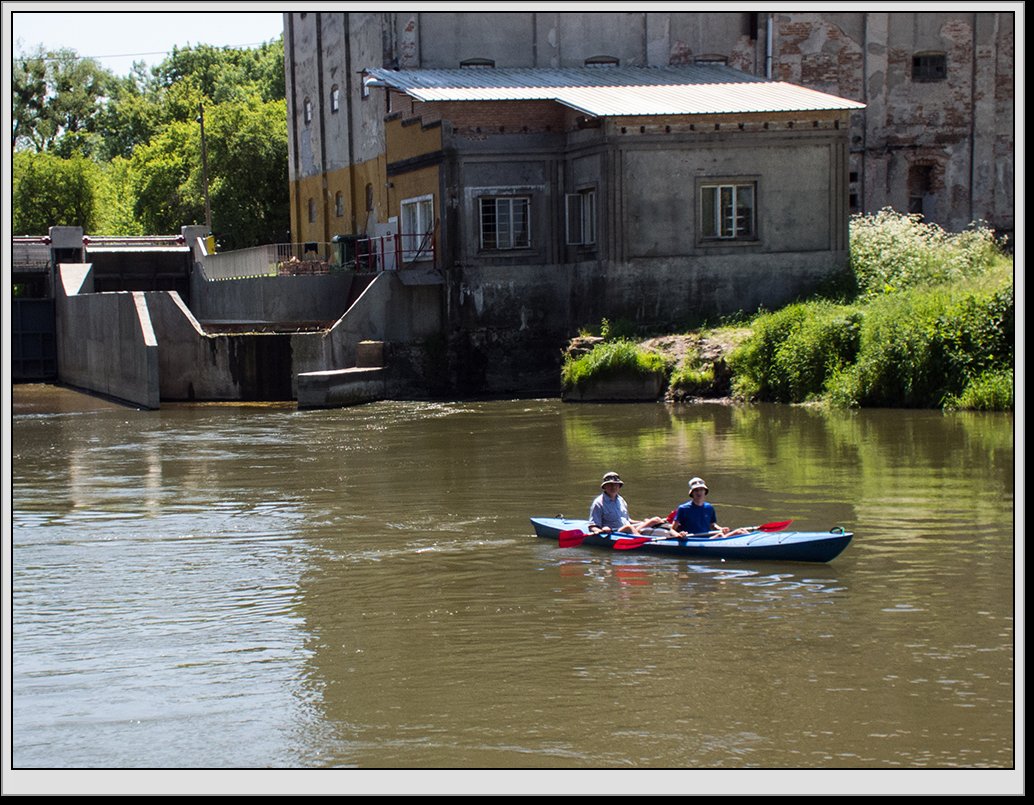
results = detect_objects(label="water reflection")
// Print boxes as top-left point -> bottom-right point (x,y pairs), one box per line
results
10,387 -> 1014,773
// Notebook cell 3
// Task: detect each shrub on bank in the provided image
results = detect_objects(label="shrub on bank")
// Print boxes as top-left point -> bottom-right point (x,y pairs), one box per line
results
728,302 -> 863,403
728,210 -> 1013,410
825,280 -> 1014,408
849,209 -> 1003,297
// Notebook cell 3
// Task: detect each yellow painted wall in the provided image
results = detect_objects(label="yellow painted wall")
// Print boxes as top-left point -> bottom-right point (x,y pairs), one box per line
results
385,116 -> 443,224
289,154 -> 388,244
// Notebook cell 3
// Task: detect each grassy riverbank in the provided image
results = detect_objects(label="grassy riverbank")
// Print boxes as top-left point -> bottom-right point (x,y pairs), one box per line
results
563,210 -> 1014,410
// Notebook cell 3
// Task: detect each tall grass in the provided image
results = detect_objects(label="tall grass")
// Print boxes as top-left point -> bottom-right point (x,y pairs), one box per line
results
561,339 -> 672,391
729,210 -> 1013,410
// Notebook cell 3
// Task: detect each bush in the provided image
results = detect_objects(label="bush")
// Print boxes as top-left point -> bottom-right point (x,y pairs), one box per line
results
849,209 -> 1004,297
725,211 -> 1013,410
942,369 -> 1014,411
561,339 -> 672,391
824,281 -> 1013,408
728,302 -> 863,403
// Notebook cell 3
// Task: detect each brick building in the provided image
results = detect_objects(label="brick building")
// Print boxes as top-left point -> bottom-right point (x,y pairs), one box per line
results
285,11 -> 1014,245
282,10 -> 1014,394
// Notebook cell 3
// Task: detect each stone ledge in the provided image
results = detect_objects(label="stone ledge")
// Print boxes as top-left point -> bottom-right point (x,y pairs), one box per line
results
297,367 -> 386,408
561,373 -> 666,402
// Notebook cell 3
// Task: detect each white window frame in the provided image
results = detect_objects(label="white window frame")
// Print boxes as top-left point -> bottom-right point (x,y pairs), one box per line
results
330,85 -> 340,113
700,182 -> 756,240
303,97 -> 313,124
565,188 -> 597,246
479,196 -> 531,251
400,194 -> 435,263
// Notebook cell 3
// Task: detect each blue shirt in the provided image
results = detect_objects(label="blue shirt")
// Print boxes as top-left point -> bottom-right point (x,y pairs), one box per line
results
589,494 -> 631,530
674,501 -> 717,535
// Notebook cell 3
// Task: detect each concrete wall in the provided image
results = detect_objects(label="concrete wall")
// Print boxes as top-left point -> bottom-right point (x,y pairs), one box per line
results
772,10 -> 1014,233
189,270 -> 354,324
55,264 -> 160,409
443,250 -> 845,396
292,271 -> 443,383
397,11 -> 756,69
143,292 -> 294,401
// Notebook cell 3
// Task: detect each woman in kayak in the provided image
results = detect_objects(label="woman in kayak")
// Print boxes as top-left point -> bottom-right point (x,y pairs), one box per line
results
589,471 -> 670,536
672,477 -> 751,538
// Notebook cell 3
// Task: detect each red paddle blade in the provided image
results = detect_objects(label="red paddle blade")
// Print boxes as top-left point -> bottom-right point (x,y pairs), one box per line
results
558,529 -> 588,548
613,537 -> 651,550
757,520 -> 792,532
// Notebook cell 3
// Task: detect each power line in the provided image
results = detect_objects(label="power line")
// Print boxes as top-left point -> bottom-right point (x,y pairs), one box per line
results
20,39 -> 280,65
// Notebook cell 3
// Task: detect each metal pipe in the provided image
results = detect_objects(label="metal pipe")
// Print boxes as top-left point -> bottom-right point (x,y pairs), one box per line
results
766,13 -> 774,79
197,103 -> 212,231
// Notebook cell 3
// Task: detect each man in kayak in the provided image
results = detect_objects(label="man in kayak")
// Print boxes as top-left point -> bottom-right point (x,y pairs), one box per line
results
589,471 -> 670,536
672,477 -> 751,538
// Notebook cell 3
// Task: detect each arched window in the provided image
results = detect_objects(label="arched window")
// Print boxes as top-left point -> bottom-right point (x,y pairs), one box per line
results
303,97 -> 313,124
584,55 -> 619,67
460,57 -> 495,68
335,191 -> 345,217
330,85 -> 340,113
308,198 -> 317,223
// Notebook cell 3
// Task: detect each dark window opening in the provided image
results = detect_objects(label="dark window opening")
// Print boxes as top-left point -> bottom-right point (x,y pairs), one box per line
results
912,52 -> 947,81
909,164 -> 935,216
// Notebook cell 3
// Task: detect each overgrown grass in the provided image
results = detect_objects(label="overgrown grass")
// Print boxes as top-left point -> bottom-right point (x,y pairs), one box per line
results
561,339 -> 672,391
668,347 -> 716,396
728,210 -> 1013,410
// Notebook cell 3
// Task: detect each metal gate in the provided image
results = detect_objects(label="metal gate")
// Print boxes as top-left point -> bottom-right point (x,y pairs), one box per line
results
12,299 -> 57,380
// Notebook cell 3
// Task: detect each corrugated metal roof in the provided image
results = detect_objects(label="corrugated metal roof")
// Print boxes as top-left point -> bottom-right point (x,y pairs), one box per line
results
366,66 -> 865,117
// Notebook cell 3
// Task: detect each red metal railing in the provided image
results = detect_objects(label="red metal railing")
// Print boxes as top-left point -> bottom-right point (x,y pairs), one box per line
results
354,231 -> 436,272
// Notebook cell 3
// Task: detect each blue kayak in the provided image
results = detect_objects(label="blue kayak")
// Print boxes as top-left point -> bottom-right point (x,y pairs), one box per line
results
531,517 -> 853,563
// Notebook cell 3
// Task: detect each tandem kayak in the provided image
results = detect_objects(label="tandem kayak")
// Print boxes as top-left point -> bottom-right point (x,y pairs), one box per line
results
531,517 -> 853,563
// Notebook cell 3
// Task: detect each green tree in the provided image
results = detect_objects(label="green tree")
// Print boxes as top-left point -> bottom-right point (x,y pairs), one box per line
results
12,38 -> 289,242
13,149 -> 101,233
12,46 -> 114,155
206,99 -> 289,248
129,120 -> 205,234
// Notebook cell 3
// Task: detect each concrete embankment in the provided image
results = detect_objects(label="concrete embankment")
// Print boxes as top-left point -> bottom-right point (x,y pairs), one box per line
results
55,264 -> 160,409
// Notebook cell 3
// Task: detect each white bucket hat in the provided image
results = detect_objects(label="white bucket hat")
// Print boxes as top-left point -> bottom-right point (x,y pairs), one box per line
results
688,477 -> 709,494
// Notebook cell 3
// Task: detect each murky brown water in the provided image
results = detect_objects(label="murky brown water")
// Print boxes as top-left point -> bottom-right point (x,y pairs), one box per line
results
9,385 -> 1016,783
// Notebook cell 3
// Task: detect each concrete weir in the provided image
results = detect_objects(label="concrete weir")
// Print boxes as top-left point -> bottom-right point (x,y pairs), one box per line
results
297,341 -> 386,408
53,262 -> 441,409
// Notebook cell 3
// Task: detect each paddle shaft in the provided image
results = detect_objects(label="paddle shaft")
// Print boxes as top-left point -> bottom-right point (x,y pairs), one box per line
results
613,520 -> 793,551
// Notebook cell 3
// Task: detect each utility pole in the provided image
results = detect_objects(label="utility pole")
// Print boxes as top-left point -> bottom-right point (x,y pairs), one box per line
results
197,103 -> 213,232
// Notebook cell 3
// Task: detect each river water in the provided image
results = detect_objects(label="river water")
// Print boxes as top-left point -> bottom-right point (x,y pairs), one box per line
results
8,385 -> 1018,789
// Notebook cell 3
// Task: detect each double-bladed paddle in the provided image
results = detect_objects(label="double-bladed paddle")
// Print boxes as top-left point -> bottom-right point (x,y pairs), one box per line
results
612,520 -> 794,551
558,528 -> 592,548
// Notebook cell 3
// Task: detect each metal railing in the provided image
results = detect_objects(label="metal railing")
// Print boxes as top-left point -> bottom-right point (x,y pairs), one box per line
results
196,232 -> 436,280
354,231 -> 436,272
13,239 -> 52,272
